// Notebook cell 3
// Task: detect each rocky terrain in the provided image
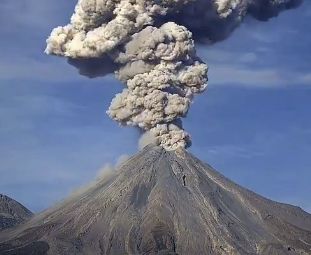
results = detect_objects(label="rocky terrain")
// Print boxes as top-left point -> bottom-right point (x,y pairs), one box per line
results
0,194 -> 32,231
0,145 -> 310,254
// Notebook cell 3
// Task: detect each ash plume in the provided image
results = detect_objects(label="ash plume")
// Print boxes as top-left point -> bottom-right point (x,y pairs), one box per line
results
46,0 -> 302,150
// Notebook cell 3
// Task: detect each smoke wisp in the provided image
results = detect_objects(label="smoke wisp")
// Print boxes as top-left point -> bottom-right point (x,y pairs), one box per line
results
46,0 -> 302,150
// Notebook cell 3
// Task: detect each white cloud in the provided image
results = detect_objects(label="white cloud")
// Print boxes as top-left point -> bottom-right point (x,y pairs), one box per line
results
0,56 -> 80,82
206,144 -> 264,159
210,64 -> 284,87
199,48 -> 235,63
299,73 -> 311,85
238,52 -> 257,63
200,47 -> 311,88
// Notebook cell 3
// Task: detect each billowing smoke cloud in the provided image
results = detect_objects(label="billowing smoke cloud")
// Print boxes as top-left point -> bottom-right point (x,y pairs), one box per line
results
138,131 -> 157,150
46,0 -> 302,150
56,154 -> 129,207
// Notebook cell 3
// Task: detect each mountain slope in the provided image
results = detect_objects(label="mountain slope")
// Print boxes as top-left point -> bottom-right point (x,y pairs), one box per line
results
0,145 -> 310,255
0,194 -> 33,231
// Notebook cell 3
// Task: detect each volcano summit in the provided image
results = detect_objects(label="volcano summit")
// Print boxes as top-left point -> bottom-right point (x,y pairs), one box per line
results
0,145 -> 310,254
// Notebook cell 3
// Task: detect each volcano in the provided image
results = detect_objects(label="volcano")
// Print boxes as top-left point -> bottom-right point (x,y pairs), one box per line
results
0,145 -> 311,255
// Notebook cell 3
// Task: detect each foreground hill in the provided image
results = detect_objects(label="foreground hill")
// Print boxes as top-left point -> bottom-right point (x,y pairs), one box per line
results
0,194 -> 32,231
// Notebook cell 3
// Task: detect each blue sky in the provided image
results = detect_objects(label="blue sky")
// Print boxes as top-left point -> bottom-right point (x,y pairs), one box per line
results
0,0 -> 310,213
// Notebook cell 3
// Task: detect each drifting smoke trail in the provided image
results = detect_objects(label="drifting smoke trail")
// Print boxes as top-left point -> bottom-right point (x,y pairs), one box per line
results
46,0 -> 302,150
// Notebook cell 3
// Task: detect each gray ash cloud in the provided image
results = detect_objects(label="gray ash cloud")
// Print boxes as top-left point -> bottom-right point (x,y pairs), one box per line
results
46,0 -> 302,150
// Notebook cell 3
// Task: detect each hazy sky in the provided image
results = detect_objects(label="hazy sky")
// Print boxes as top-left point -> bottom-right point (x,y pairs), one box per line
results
0,0 -> 310,213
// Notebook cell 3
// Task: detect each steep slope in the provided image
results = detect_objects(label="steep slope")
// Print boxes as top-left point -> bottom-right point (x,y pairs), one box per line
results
0,194 -> 33,231
0,145 -> 310,255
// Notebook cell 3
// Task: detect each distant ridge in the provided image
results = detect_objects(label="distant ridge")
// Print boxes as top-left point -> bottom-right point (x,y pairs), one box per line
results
0,194 -> 33,231
0,145 -> 310,254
